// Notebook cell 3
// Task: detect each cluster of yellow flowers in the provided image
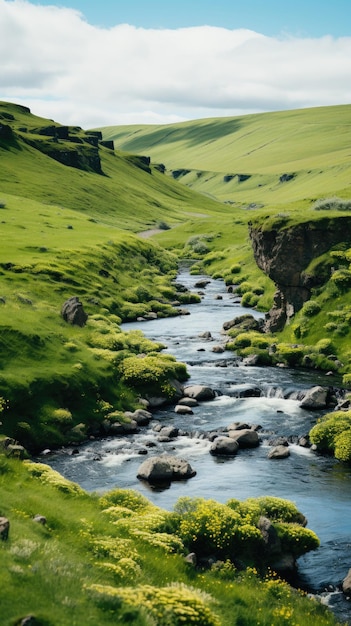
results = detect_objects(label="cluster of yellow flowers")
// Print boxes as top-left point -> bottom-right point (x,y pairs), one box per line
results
24,461 -> 84,495
87,582 -> 221,626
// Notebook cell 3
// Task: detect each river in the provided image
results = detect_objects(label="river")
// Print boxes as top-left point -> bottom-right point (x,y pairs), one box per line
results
42,269 -> 351,622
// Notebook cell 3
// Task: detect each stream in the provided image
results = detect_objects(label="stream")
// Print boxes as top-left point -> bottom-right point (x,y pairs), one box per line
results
42,269 -> 351,622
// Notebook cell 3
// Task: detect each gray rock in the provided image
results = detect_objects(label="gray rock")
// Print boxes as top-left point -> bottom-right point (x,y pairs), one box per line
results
268,445 -> 290,459
174,404 -> 194,415
228,429 -> 260,448
183,385 -> 216,401
257,516 -> 281,554
184,552 -> 197,565
0,516 -> 9,540
159,426 -> 179,438
61,296 -> 88,327
125,408 -> 152,426
178,397 -> 198,407
210,436 -> 239,456
137,455 -> 196,482
342,568 -> 351,595
33,515 -> 47,525
212,345 -> 225,353
300,386 -> 328,409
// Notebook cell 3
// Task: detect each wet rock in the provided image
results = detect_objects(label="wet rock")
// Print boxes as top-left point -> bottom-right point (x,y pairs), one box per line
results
268,436 -> 289,447
342,568 -> 351,596
174,404 -> 194,415
212,345 -> 225,353
178,397 -> 198,407
210,436 -> 239,456
159,426 -> 179,438
300,386 -> 328,409
199,331 -> 212,340
194,280 -> 210,288
228,429 -> 260,448
137,455 -> 196,482
183,385 -> 216,401
268,445 -> 290,459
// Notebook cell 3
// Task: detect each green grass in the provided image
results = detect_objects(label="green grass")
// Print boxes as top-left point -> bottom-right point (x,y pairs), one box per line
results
0,100 -> 350,625
0,455 -> 340,626
99,104 -> 351,206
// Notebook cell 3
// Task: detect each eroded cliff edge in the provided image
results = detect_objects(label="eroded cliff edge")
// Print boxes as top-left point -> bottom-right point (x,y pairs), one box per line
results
249,215 -> 351,332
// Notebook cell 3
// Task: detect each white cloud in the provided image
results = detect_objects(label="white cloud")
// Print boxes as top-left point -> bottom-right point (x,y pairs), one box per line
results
0,0 -> 350,128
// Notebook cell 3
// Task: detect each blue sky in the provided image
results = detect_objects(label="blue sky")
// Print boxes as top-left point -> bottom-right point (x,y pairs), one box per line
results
30,0 -> 351,36
1,0 -> 350,127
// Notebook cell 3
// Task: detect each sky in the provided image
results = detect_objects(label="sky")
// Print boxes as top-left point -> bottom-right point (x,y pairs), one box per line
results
0,0 -> 351,128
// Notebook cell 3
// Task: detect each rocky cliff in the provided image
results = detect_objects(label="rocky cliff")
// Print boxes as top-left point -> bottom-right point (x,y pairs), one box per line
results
249,216 -> 351,331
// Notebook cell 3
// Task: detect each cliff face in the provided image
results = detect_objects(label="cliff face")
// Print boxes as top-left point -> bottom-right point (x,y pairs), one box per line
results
249,216 -> 351,332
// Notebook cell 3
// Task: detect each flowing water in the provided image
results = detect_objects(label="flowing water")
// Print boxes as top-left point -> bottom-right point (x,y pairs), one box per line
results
43,270 -> 351,622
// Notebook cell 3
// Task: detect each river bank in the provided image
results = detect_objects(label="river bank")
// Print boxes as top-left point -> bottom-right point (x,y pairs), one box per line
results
42,270 -> 351,622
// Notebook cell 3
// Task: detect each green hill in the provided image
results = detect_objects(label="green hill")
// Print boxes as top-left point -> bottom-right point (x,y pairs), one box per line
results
99,104 -> 351,206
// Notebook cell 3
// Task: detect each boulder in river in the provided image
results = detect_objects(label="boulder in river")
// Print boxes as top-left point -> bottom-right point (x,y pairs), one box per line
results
183,385 -> 216,401
268,445 -> 290,459
178,397 -> 198,407
210,436 -> 239,456
228,429 -> 260,448
137,455 -> 196,483
174,404 -> 194,415
299,386 -> 328,409
342,568 -> 351,596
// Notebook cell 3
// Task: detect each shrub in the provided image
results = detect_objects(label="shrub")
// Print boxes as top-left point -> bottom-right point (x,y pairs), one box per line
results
119,354 -> 188,398
309,410 -> 351,459
236,281 -> 252,295
334,430 -> 351,461
331,268 -> 351,290
315,338 -> 335,355
302,300 -> 321,317
88,583 -> 221,626
275,344 -> 304,367
312,196 -> 351,211
241,292 -> 259,308
230,264 -> 241,274
174,498 -> 262,561
275,523 -> 319,558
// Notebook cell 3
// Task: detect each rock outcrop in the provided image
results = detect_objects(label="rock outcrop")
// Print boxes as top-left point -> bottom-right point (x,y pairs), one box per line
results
249,216 -> 351,331
61,297 -> 88,327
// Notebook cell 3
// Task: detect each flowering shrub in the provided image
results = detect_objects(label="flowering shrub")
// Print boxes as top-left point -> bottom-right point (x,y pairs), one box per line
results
309,410 -> 351,460
97,557 -> 141,581
174,498 -> 262,561
228,496 -> 307,525
87,582 -> 221,626
24,461 -> 84,495
99,487 -> 150,512
275,523 -> 319,558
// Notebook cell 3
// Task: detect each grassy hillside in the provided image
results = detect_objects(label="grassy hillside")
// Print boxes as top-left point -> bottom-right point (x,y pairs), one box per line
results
1,101 -> 233,451
100,104 -> 351,206
0,455 -> 339,626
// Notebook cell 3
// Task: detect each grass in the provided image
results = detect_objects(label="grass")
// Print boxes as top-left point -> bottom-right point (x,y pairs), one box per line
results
99,104 -> 351,206
0,99 -> 350,624
0,455 -> 341,626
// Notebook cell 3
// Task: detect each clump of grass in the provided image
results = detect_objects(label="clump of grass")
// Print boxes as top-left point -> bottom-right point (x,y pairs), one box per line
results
312,196 -> 351,211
